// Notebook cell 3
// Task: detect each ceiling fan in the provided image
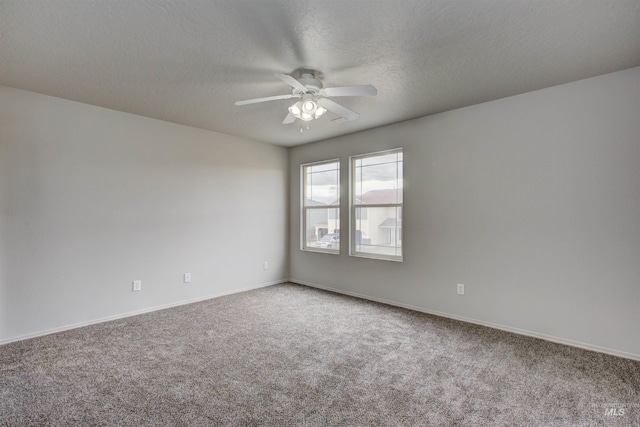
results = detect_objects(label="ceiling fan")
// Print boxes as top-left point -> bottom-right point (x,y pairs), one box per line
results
234,70 -> 377,124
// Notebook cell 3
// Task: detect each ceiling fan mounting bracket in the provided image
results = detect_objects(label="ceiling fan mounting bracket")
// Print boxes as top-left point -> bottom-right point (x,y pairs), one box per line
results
294,68 -> 324,81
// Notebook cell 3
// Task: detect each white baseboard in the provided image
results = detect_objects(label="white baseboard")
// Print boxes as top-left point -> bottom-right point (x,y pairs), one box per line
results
0,279 -> 286,346
290,279 -> 640,362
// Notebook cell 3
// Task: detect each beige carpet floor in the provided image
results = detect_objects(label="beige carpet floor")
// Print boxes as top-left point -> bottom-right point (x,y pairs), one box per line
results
1,282 -> 639,426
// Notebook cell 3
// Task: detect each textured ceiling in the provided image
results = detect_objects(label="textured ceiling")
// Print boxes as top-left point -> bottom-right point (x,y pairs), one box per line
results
1,1 -> 639,147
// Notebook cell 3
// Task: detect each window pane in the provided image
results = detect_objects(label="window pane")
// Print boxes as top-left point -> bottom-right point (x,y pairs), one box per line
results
302,159 -> 340,253
306,169 -> 339,205
354,152 -> 402,203
358,152 -> 398,167
308,162 -> 339,173
353,206 -> 401,258
304,208 -> 340,251
305,162 -> 339,206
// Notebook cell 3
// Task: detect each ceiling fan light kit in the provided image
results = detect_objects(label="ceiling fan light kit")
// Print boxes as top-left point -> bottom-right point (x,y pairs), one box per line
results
288,95 -> 327,122
234,70 -> 377,126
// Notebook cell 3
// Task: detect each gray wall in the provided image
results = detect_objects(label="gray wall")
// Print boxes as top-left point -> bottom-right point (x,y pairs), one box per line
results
2,67 -> 638,359
289,67 -> 640,359
0,85 -> 289,343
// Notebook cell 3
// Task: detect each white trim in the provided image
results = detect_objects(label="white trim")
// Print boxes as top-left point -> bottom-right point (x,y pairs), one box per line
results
290,279 -> 640,362
349,251 -> 403,262
0,279 -> 286,346
352,203 -> 402,208
302,247 -> 340,255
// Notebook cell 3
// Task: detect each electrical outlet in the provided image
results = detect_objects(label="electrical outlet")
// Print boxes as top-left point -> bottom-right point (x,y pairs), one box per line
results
184,273 -> 191,283
263,261 -> 269,270
457,284 -> 465,295
132,280 -> 142,292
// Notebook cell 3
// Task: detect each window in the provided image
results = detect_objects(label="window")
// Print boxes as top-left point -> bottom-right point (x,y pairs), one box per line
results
301,159 -> 340,253
350,149 -> 403,261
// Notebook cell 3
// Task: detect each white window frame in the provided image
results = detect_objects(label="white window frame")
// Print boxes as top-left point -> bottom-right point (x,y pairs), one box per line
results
349,148 -> 403,262
301,159 -> 341,254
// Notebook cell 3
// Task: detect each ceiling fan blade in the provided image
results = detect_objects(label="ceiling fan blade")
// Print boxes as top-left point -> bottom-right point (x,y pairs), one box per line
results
317,98 -> 359,121
275,73 -> 308,92
282,113 -> 296,124
234,94 -> 295,106
322,85 -> 377,97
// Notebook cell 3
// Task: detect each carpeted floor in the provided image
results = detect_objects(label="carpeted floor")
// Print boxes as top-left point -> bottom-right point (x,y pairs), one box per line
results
1,282 -> 639,426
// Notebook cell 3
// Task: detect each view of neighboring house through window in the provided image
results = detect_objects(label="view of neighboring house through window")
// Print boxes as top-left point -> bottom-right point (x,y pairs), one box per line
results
351,149 -> 403,261
301,159 -> 340,253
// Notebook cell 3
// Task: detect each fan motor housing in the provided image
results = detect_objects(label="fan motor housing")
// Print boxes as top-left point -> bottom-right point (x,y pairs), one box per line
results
295,70 -> 323,95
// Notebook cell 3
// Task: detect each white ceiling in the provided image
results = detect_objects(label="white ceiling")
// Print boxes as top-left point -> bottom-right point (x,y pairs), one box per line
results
1,1 -> 639,147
